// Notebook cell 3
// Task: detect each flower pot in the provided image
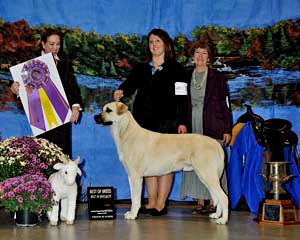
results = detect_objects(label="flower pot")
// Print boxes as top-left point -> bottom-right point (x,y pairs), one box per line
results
15,210 -> 38,227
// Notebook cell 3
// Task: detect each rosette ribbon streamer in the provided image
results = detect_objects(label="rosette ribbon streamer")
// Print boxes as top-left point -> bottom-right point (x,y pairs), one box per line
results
21,59 -> 70,131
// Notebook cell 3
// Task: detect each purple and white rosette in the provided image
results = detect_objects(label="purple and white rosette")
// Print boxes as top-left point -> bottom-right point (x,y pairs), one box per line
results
21,59 -> 69,131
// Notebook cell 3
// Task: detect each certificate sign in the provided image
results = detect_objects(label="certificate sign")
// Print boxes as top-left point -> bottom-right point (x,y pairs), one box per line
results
10,53 -> 72,136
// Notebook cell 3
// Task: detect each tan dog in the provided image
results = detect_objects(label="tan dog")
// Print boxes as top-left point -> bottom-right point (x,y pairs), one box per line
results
94,102 -> 228,224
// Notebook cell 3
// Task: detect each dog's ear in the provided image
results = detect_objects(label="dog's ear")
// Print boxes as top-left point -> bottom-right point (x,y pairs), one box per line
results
116,102 -> 128,115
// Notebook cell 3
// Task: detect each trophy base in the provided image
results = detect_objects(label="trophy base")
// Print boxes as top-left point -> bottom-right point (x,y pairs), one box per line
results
259,199 -> 299,225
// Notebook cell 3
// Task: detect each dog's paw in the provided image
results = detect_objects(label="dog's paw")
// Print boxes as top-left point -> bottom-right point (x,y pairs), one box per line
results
209,212 -> 221,219
66,220 -> 74,225
124,211 -> 137,220
50,221 -> 58,226
214,217 -> 228,225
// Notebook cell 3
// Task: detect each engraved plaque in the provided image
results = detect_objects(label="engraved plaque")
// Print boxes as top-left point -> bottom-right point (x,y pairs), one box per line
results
263,204 -> 280,221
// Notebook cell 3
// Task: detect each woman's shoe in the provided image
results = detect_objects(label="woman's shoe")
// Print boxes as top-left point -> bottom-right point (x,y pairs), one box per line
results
150,206 -> 168,216
207,205 -> 216,213
138,206 -> 152,214
192,205 -> 207,214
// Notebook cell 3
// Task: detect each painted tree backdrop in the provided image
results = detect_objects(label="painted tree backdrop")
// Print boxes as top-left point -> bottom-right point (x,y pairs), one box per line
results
0,0 -> 299,202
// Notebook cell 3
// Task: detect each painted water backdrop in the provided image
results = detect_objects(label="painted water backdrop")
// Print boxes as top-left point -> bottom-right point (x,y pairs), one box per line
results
0,66 -> 299,201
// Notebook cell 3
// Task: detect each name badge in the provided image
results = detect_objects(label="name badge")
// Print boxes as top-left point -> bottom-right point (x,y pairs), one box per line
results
175,82 -> 187,95
226,96 -> 230,109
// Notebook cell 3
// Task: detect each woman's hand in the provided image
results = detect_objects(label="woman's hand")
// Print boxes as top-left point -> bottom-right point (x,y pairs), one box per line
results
178,125 -> 187,134
223,133 -> 232,146
70,106 -> 81,123
113,90 -> 124,102
10,81 -> 20,96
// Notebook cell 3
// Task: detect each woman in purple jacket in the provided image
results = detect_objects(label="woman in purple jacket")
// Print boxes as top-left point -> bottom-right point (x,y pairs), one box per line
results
180,40 -> 232,213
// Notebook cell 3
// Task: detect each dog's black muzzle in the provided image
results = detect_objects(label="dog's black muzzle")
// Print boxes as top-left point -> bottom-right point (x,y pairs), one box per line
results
94,113 -> 113,126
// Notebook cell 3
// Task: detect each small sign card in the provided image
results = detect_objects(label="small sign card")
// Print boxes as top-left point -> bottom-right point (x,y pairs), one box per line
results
87,186 -> 116,220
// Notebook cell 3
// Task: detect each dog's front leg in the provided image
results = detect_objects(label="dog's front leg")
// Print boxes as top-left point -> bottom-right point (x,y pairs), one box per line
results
124,175 -> 143,220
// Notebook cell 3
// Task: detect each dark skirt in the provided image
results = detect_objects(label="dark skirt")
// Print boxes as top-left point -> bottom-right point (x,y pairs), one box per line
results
37,122 -> 72,157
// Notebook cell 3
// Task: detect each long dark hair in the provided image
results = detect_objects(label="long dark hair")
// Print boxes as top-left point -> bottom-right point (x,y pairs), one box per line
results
40,28 -> 62,44
39,28 -> 65,57
145,28 -> 175,62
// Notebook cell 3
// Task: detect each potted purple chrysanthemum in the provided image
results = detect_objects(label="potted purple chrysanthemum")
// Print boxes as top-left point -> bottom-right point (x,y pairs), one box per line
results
0,136 -> 68,181
0,174 -> 54,226
0,136 -> 69,226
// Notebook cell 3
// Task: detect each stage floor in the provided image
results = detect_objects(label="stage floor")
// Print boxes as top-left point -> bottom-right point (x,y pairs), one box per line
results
0,202 -> 299,240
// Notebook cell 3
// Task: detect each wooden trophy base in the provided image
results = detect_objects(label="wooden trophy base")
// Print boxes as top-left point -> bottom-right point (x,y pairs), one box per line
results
259,199 -> 299,225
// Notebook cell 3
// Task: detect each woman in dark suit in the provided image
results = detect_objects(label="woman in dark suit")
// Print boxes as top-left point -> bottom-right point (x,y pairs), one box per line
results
114,28 -> 189,216
10,28 -> 83,157
180,40 -> 232,213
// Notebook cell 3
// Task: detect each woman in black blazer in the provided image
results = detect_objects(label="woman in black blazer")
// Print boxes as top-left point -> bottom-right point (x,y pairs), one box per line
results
10,28 -> 83,157
114,29 -> 189,216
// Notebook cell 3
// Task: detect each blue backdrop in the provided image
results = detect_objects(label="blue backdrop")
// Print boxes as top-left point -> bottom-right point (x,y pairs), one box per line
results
1,0 -> 300,203
2,0 -> 300,37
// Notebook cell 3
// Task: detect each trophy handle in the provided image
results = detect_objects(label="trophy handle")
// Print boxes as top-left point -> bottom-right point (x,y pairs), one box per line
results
260,173 -> 268,181
283,174 -> 294,183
